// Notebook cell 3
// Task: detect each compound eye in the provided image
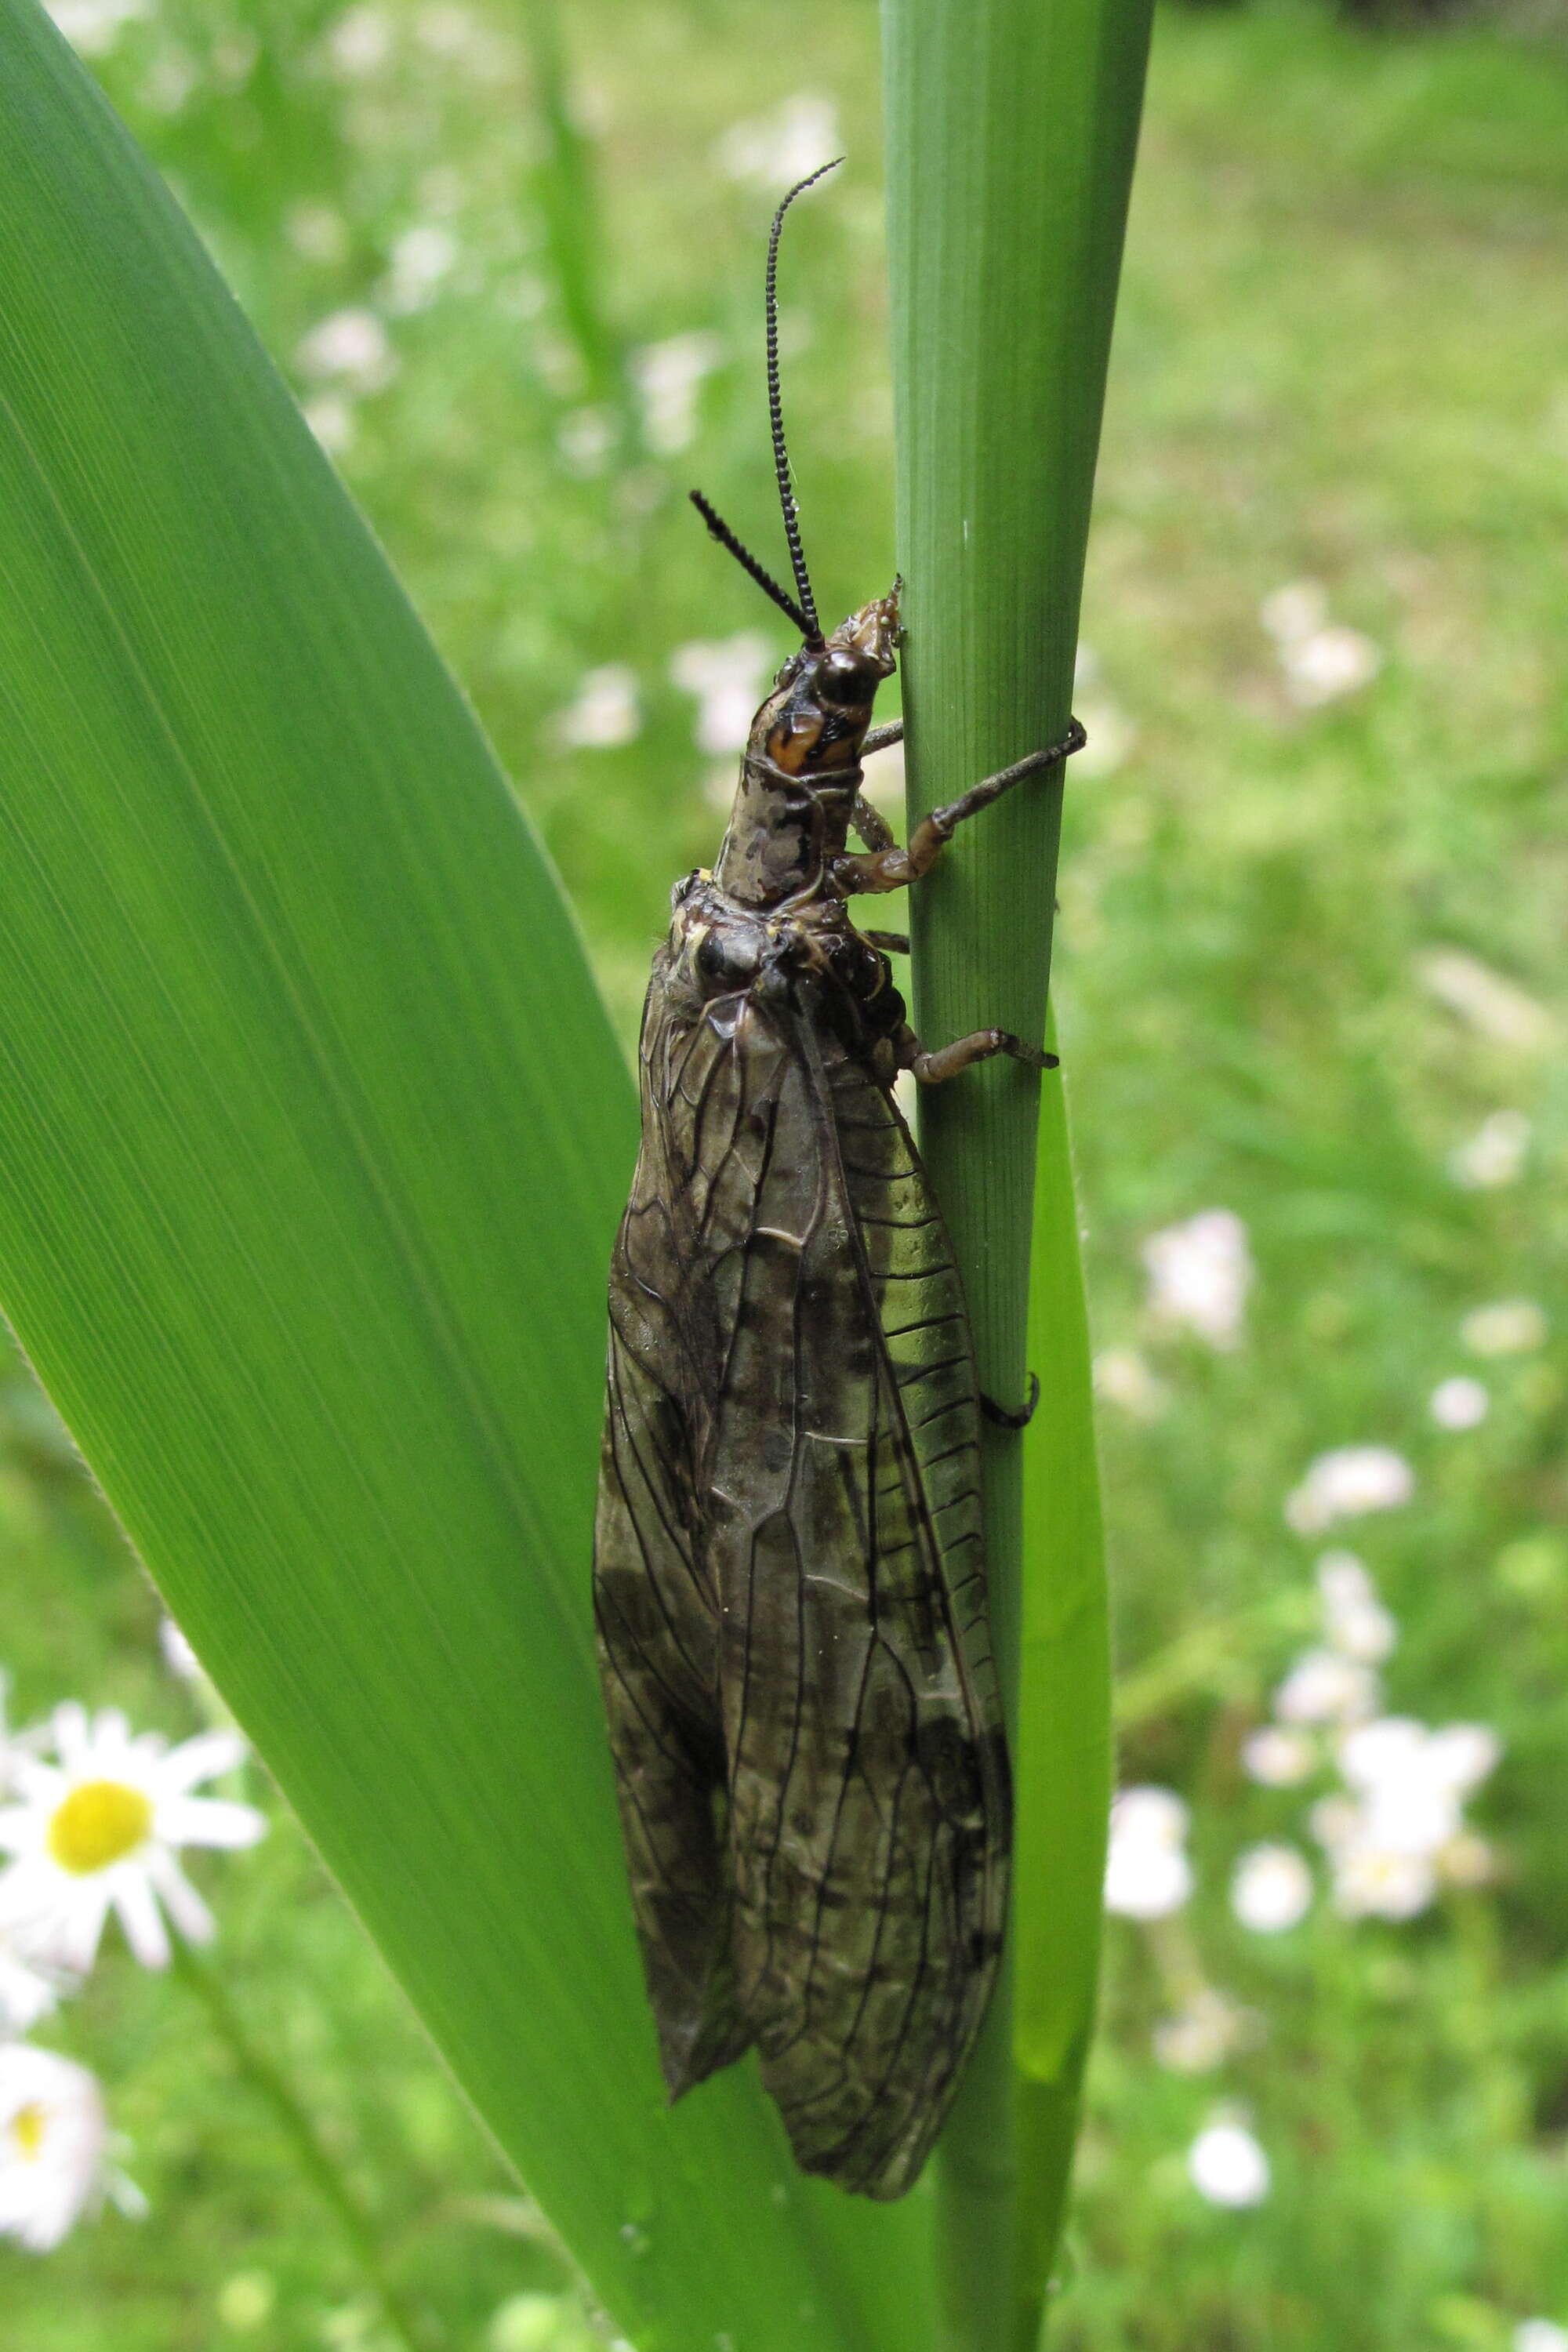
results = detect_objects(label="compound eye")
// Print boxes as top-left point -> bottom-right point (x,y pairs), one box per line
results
816,650 -> 876,709
696,927 -> 760,985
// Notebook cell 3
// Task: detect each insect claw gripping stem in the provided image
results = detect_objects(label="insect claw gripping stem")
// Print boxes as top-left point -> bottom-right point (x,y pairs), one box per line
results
981,1373 -> 1042,1432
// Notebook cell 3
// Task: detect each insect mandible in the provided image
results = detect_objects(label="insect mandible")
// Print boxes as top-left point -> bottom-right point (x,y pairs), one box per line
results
593,160 -> 1084,2201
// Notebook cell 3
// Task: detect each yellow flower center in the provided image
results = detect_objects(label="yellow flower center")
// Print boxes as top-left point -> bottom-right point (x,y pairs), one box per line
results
48,1778 -> 154,1875
12,2102 -> 46,2160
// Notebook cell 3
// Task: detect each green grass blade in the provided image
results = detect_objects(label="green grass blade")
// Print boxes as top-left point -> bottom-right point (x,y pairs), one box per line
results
0,7 -> 935,2343
1018,1058 -> 1112,2344
880,2 -> 1152,2345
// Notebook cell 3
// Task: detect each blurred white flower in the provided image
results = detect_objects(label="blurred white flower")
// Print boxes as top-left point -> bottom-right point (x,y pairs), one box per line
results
553,664 -> 641,751
1260,581 -> 1328,644
1272,1648 -> 1378,1728
633,333 -> 724,456
1284,1446 -> 1414,1534
1073,696 -> 1138,780
1188,2118 -> 1270,2208
1105,1787 -> 1192,1920
557,408 -> 616,477
1240,1725 -> 1317,1788
1092,1347 -> 1171,1423
0,1707 -> 266,1973
1515,2324 -> 1568,2352
0,2045 -> 110,2251
1316,1551 -> 1397,1664
1450,1110 -> 1532,1191
1280,626 -> 1381,708
386,223 -> 458,314
1329,1842 -> 1436,1922
1425,1722 -> 1502,1794
1319,1716 -> 1501,1918
326,4 -> 394,75
1462,1299 -> 1548,1357
0,1937 -> 59,2035
302,396 -> 356,457
1262,581 -> 1381,703
44,0 -> 147,56
1152,1988 -> 1250,2074
671,633 -> 775,757
287,203 -> 350,267
1231,1843 -> 1312,1933
1142,1209 -> 1253,1349
296,308 -> 397,396
1417,950 -> 1554,1052
716,95 -> 840,190
158,1617 -> 202,1686
1430,1375 -> 1490,1431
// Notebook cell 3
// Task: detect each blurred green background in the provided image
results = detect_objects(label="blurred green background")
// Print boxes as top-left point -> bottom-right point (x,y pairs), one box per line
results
4,0 -> 1566,2344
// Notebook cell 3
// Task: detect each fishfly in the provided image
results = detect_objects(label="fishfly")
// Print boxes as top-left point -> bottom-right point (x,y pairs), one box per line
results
593,162 -> 1083,2200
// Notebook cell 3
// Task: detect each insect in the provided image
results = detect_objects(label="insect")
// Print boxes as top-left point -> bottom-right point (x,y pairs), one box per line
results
593,162 -> 1083,2201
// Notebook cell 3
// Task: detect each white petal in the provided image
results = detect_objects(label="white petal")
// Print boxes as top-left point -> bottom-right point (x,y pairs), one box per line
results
110,1871 -> 170,1969
56,1886 -> 113,1974
50,1703 -> 91,1766
160,1730 -> 247,1793
144,1848 -> 214,1945
157,1795 -> 266,1851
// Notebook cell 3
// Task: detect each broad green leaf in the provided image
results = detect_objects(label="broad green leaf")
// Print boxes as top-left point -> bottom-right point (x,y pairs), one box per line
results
0,6 -> 932,2343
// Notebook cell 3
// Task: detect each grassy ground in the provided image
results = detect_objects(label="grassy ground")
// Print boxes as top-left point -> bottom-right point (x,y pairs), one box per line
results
5,0 -> 1568,2343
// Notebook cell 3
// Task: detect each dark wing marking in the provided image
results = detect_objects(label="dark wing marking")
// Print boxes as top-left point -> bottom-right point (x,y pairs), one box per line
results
594,965 -> 1008,2198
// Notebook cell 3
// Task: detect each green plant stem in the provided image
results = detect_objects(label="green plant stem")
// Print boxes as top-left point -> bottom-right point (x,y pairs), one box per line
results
172,1943 -> 427,2352
880,2 -> 1152,2346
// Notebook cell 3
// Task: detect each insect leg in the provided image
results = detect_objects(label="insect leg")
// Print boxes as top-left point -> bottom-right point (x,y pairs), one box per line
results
862,720 -> 904,757
900,1025 -> 1059,1083
837,717 -> 1086,895
851,793 -> 895,853
981,1372 -> 1041,1429
858,929 -> 909,954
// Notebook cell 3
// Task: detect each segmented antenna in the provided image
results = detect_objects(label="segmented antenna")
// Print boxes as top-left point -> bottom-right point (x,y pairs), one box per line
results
766,158 -> 841,645
688,490 -> 812,638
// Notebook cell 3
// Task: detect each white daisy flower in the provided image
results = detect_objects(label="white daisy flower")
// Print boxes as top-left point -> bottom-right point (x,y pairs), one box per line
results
670,633 -> 775,758
0,1936 -> 60,2034
1105,1786 -> 1193,1920
1092,1346 -> 1171,1422
1430,1375 -> 1490,1431
1230,1843 -> 1313,1934
1240,1726 -> 1316,1787
1283,1445 -> 1414,1534
0,2045 -> 111,2251
0,1706 -> 266,1973
1142,1208 -> 1252,1350
1272,1647 -> 1379,1728
553,663 -> 641,750
1188,2118 -> 1271,2207
1462,1299 -> 1548,1357
1316,1551 -> 1397,1664
1515,2322 -> 1568,2352
1450,1109 -> 1532,1191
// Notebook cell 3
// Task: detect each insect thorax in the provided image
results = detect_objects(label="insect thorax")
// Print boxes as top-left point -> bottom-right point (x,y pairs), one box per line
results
661,870 -> 905,1077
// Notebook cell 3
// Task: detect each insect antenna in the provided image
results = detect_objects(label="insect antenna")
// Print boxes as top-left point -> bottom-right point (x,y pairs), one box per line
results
688,489 -> 813,639
765,158 -> 841,646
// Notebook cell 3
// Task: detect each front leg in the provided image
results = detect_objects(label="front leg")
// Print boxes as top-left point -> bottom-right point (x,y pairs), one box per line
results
897,1023 -> 1058,1083
837,717 -> 1086,895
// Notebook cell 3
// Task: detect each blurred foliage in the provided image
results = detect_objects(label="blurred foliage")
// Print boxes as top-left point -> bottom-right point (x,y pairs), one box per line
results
2,0 -> 1566,2344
